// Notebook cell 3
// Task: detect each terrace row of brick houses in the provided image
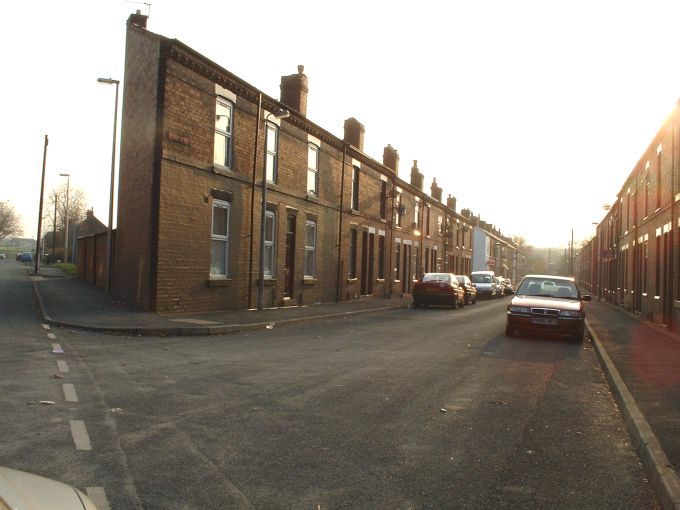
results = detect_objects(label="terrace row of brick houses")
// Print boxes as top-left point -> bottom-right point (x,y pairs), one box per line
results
575,99 -> 680,332
88,12 -> 519,313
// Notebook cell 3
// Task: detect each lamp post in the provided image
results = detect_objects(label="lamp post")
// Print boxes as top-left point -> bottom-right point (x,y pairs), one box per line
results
59,173 -> 70,263
34,134 -> 48,274
257,108 -> 290,310
97,77 -> 120,295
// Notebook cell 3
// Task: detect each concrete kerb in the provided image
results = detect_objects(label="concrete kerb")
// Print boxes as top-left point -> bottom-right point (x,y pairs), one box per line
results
31,279 -> 409,337
586,320 -> 680,510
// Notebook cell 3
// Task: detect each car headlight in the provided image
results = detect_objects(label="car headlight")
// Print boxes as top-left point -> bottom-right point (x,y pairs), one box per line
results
559,310 -> 584,318
508,305 -> 531,314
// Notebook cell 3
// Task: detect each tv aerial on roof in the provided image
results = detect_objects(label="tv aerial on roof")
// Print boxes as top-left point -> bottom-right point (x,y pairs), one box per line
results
125,1 -> 151,17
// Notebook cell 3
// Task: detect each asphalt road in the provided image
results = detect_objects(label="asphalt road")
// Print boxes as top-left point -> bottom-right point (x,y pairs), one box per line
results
0,261 -> 659,509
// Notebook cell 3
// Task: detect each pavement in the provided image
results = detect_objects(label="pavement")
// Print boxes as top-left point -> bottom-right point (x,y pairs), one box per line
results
27,265 -> 680,509
28,266 -> 411,336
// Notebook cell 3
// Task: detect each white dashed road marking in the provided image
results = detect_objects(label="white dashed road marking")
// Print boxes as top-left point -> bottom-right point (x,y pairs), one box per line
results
51,343 -> 64,353
63,384 -> 78,402
86,487 -> 111,510
57,360 -> 69,372
69,420 -> 92,450
47,332 -> 57,339
42,324 -> 51,330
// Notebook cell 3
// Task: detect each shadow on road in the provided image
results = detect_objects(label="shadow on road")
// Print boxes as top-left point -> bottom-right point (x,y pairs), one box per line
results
481,333 -> 583,363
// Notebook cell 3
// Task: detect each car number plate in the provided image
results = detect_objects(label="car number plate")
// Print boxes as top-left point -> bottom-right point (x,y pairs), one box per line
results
532,317 -> 558,325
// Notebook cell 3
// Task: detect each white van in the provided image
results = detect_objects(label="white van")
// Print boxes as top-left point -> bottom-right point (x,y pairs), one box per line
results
470,270 -> 498,299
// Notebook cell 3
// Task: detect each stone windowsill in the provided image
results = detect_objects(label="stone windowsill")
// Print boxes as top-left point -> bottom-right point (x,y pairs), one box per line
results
207,277 -> 231,287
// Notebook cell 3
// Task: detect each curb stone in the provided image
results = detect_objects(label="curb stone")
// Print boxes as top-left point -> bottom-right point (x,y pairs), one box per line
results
587,319 -> 680,510
31,279 -> 408,337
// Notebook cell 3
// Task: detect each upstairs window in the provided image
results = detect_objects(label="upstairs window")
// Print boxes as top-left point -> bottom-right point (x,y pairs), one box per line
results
426,205 -> 431,235
395,193 -> 403,227
307,144 -> 319,195
656,152 -> 662,209
265,124 -> 279,183
351,166 -> 360,211
380,181 -> 387,220
214,98 -> 233,168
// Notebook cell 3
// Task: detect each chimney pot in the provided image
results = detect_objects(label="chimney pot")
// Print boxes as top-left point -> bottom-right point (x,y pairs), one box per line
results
430,178 -> 442,202
447,194 -> 457,212
128,10 -> 148,28
383,144 -> 399,173
410,160 -> 424,190
280,66 -> 309,116
343,118 -> 365,152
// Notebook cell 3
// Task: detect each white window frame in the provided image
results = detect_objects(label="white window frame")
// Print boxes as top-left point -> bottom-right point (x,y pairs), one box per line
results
214,97 -> 233,168
304,219 -> 316,277
265,123 -> 279,183
210,199 -> 230,277
351,166 -> 360,211
264,210 -> 276,277
307,144 -> 319,195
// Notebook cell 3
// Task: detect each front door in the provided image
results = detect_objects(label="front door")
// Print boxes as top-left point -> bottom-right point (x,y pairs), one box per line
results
284,215 -> 296,298
367,232 -> 375,295
663,231 -> 671,326
402,244 -> 411,294
361,231 -> 369,295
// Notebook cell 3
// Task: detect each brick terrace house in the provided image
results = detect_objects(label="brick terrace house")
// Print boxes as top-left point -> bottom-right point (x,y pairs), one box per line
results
112,13 -> 490,312
576,99 -> 680,331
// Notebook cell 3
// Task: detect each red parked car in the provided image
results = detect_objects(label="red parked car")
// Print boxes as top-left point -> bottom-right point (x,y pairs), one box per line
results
413,273 -> 465,309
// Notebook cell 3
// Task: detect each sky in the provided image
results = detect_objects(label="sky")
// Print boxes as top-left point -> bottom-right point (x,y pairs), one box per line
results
3,0 -> 680,249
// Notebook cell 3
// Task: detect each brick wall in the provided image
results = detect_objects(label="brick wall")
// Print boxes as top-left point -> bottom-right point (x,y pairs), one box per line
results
113,23 -> 162,310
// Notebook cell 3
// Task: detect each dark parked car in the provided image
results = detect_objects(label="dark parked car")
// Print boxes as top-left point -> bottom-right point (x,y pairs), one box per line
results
505,274 -> 591,342
454,275 -> 477,305
413,273 -> 465,309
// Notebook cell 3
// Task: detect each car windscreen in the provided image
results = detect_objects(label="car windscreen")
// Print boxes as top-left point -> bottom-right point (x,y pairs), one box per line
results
517,278 -> 578,299
422,274 -> 451,283
471,274 -> 492,283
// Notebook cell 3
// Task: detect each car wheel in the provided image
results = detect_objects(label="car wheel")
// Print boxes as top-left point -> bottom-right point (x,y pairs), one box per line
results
451,297 -> 457,309
472,297 -> 477,304
413,299 -> 421,309
505,324 -> 514,337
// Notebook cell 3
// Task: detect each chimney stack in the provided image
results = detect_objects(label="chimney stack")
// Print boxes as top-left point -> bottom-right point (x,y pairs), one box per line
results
410,160 -> 423,190
447,194 -> 457,212
343,118 -> 365,152
383,145 -> 399,174
431,178 -> 442,202
128,9 -> 148,29
280,65 -> 308,116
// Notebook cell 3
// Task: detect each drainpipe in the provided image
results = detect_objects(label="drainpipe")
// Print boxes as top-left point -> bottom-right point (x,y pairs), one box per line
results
247,93 -> 262,310
335,145 -> 347,302
387,174 -> 396,298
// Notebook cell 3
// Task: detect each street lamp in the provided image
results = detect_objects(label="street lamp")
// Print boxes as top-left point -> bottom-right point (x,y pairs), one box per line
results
59,173 -> 70,263
257,108 -> 290,310
97,77 -> 120,295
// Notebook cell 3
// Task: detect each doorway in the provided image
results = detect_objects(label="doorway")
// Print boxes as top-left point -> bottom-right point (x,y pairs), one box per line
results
284,215 -> 296,298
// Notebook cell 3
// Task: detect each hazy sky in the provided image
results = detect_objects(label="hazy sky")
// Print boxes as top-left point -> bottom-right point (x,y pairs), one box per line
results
4,0 -> 680,248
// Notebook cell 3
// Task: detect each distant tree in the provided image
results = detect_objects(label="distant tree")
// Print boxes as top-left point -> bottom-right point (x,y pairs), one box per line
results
45,184 -> 87,231
0,202 -> 22,241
